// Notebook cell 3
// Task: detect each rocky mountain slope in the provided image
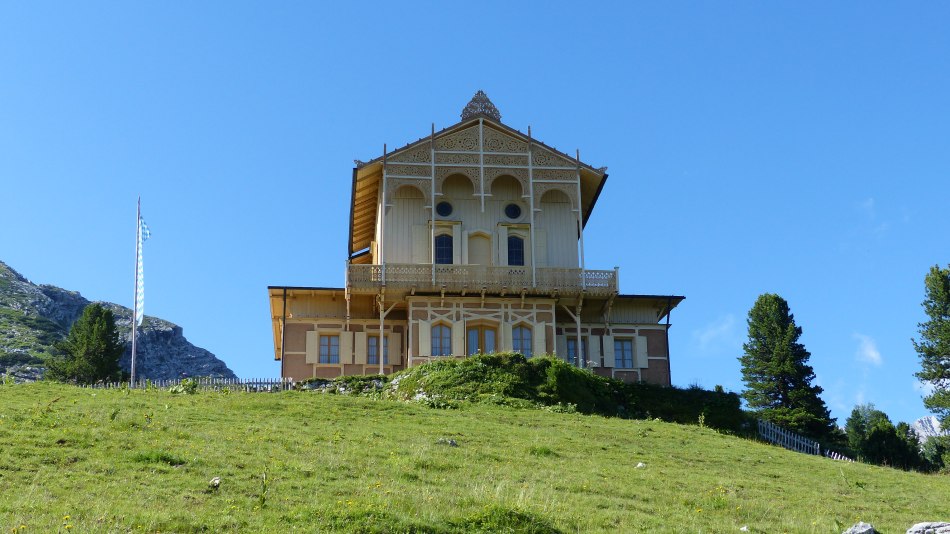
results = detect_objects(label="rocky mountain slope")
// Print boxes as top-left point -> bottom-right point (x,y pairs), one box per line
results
0,260 -> 235,381
912,415 -> 948,441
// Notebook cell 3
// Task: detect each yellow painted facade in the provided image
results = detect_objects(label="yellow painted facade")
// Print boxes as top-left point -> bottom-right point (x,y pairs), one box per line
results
268,92 -> 683,384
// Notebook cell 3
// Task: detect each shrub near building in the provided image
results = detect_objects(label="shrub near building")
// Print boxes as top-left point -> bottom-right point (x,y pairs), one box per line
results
382,352 -> 744,432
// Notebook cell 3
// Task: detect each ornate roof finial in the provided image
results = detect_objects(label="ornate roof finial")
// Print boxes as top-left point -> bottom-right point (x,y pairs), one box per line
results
461,90 -> 501,122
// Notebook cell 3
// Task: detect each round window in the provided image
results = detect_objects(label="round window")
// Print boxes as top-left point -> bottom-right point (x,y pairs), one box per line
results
436,201 -> 453,217
504,203 -> 522,220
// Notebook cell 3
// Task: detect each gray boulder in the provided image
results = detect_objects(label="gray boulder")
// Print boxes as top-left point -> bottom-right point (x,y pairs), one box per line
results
843,523 -> 877,534
907,523 -> 950,534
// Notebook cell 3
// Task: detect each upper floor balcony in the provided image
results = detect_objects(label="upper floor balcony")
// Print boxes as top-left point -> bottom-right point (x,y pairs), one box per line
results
347,263 -> 618,298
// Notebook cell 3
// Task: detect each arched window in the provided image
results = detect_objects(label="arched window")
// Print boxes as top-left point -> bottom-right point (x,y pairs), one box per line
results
512,325 -> 532,357
507,235 -> 525,266
467,324 -> 497,355
431,324 -> 452,356
435,234 -> 453,265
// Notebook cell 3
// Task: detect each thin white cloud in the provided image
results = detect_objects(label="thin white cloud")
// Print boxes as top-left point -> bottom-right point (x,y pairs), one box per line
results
858,197 -> 875,218
913,380 -> 936,396
853,333 -> 882,366
817,377 -> 850,422
693,314 -> 738,353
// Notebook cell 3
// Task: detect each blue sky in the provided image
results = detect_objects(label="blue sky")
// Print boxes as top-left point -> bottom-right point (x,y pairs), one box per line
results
2,2 -> 948,426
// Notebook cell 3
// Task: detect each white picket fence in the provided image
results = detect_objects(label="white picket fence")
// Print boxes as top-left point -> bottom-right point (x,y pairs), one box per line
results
757,419 -> 853,462
87,377 -> 296,392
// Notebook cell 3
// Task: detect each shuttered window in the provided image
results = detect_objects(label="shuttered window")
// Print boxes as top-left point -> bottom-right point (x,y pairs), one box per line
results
566,337 -> 588,366
614,339 -> 634,368
507,235 -> 525,266
319,335 -> 340,364
467,326 -> 497,355
368,335 -> 389,365
434,234 -> 453,265
512,326 -> 533,357
432,324 -> 452,356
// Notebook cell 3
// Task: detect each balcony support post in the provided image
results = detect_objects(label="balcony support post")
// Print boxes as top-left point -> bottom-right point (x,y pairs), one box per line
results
376,291 -> 397,376
577,295 -> 585,368
560,297 -> 585,368
344,258 -> 351,331
280,288 -> 287,377
601,293 -> 616,330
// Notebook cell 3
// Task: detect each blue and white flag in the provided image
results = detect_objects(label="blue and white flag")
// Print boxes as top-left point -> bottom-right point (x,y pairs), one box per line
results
135,217 -> 150,326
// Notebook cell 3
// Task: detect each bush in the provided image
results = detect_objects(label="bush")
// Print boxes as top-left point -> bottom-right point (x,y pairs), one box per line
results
169,378 -> 199,395
385,353 -> 619,414
531,356 -> 622,415
382,353 -> 745,431
623,382 -> 746,432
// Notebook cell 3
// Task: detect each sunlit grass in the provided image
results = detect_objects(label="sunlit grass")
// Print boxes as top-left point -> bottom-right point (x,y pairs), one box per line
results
0,382 -> 947,532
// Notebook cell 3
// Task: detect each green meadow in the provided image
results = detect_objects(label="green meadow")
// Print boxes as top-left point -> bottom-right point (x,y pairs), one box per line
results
1,382 -> 947,533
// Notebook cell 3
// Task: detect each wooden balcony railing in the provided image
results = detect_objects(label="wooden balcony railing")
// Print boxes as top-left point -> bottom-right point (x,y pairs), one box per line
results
347,263 -> 618,296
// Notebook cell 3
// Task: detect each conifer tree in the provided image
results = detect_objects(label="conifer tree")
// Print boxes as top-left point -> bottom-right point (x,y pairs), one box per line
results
46,303 -> 124,384
914,264 -> 950,426
845,404 -> 924,470
739,293 -> 834,439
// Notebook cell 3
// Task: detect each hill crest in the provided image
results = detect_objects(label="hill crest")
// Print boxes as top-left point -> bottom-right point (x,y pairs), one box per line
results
0,260 -> 235,380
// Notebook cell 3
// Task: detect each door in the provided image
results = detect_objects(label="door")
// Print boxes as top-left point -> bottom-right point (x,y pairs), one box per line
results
467,325 -> 497,355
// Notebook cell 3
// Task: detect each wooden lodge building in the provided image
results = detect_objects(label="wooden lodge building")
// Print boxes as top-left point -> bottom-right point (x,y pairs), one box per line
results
268,92 -> 684,385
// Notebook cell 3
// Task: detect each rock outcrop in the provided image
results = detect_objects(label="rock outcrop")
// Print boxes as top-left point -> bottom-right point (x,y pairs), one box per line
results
0,260 -> 235,380
912,416 -> 948,442
906,523 -> 950,534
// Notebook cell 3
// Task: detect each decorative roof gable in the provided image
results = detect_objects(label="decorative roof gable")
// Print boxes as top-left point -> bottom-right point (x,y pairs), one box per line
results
460,90 -> 501,122
348,93 -> 610,257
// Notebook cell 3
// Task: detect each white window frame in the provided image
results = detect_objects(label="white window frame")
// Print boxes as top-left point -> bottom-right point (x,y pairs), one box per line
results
512,325 -> 533,357
614,338 -> 634,369
319,334 -> 340,364
368,335 -> 389,365
431,323 -> 452,356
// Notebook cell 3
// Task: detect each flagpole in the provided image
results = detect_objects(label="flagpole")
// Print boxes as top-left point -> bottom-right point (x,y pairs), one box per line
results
131,197 -> 140,386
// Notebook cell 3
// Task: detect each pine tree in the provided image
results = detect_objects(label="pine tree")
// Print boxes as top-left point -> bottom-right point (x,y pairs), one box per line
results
739,293 -> 834,439
914,264 -> 950,427
845,404 -> 924,470
46,303 -> 124,384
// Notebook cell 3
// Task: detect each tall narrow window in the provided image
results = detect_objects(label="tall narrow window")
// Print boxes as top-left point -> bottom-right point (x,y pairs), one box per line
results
512,326 -> 532,357
431,324 -> 452,356
614,339 -> 634,368
507,235 -> 525,266
319,335 -> 340,364
368,335 -> 389,365
566,337 -> 588,366
435,234 -> 453,264
467,325 -> 497,355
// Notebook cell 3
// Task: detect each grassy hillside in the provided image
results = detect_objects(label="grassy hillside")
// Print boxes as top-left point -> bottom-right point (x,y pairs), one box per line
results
0,262 -> 68,361
0,308 -> 65,361
1,383 -> 947,533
